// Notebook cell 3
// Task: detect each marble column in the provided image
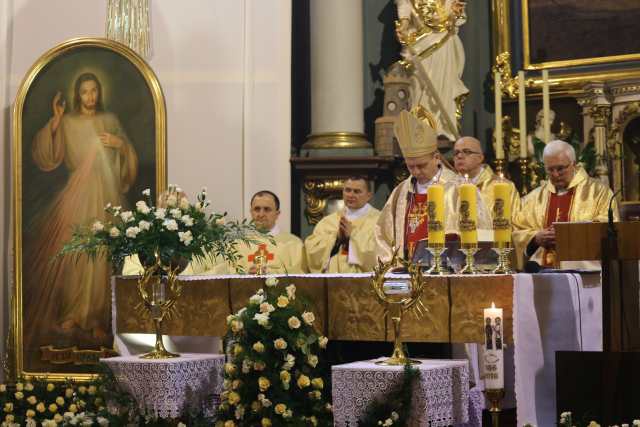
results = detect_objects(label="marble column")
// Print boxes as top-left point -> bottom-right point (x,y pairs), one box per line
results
304,0 -> 370,151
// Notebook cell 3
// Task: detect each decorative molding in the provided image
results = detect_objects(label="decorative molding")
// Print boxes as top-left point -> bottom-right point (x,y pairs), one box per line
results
302,179 -> 345,225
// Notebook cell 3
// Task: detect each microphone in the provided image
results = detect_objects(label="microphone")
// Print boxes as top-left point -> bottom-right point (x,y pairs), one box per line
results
608,188 -> 622,236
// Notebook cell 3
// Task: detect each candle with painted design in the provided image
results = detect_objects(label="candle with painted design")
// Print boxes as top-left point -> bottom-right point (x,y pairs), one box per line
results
494,71 -> 504,159
518,71 -> 528,158
427,183 -> 445,245
542,69 -> 551,143
458,175 -> 478,245
493,178 -> 512,245
483,302 -> 504,389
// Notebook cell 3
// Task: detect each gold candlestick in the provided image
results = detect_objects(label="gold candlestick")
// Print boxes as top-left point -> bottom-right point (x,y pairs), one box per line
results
519,157 -> 529,194
493,158 -> 506,177
493,242 -> 514,274
427,244 -> 447,275
459,243 -> 478,274
484,388 -> 506,427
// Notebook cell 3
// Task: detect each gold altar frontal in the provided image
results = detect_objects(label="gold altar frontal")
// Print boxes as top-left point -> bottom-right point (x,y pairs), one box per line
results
114,275 -> 513,344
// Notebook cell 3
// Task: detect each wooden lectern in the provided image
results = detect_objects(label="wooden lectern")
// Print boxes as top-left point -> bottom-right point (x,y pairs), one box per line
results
554,221 -> 640,423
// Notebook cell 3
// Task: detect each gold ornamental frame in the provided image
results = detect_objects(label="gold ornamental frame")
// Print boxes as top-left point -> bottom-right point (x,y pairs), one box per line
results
492,0 -> 640,95
11,37 -> 167,380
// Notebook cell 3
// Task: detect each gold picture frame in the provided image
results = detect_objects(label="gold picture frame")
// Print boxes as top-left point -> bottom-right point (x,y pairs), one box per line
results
492,0 -> 640,94
11,37 -> 167,380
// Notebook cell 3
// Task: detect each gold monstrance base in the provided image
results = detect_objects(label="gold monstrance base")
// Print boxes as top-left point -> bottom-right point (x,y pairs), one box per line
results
140,320 -> 179,359
376,315 -> 421,366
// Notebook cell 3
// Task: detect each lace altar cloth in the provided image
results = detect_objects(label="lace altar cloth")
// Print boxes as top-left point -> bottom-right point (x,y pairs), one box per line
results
101,353 -> 224,419
332,358 -> 470,426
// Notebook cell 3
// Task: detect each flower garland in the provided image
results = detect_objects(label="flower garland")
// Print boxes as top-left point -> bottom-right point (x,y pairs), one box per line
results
216,277 -> 333,426
554,411 -> 640,427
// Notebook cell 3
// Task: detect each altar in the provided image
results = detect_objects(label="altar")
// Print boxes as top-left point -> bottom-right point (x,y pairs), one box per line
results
113,272 -> 602,426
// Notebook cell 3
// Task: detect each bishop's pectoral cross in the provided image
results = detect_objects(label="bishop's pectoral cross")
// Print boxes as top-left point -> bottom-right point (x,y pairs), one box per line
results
408,202 -> 428,233
248,244 -> 274,275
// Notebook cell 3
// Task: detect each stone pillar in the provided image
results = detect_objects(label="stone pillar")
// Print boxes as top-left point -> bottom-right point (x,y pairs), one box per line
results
304,0 -> 371,152
578,82 -> 611,186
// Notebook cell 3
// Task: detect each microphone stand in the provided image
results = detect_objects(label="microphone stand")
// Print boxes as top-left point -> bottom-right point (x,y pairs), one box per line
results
602,189 -> 622,352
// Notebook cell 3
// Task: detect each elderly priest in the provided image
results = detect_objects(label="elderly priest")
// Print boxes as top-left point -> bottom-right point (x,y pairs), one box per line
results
513,139 -> 618,269
305,176 -> 380,273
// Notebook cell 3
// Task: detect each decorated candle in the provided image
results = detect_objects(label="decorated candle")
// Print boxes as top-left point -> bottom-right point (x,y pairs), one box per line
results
494,71 -> 504,159
458,177 -> 478,245
427,183 -> 445,245
483,302 -> 504,389
492,180 -> 512,244
542,70 -> 551,143
518,71 -> 527,158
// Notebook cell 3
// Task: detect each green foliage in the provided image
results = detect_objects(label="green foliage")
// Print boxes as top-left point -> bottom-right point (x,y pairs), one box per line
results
58,185 -> 260,271
216,277 -> 333,427
356,363 -> 420,427
531,131 -> 597,181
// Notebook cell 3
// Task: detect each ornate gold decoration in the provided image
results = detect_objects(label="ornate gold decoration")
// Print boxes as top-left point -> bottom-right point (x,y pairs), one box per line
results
411,105 -> 438,129
40,346 -> 118,365
493,158 -> 506,177
492,52 -> 520,99
459,244 -> 478,275
395,0 -> 464,46
135,256 -> 185,359
302,132 -> 370,150
11,37 -> 167,381
492,242 -> 514,275
519,158 -> 530,195
303,179 -> 345,225
371,250 -> 427,365
106,0 -> 151,59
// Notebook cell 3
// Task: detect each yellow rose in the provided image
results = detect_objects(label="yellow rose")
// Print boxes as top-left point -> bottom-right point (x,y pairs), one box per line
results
24,383 -> 34,392
274,338 -> 288,350
252,341 -> 265,353
308,390 -> 322,400
233,344 -> 243,356
48,403 -> 58,413
280,370 -> 291,383
287,316 -> 301,329
65,388 -> 74,398
231,319 -> 244,333
36,403 -> 45,413
302,311 -> 315,325
318,336 -> 329,349
5,414 -> 14,423
69,404 -> 78,413
227,391 -> 240,405
309,416 -> 318,426
54,413 -> 63,423
231,379 -> 242,390
276,295 -> 289,308
224,363 -> 237,375
224,420 -> 236,427
261,418 -> 272,427
297,374 -> 311,389
3,402 -> 12,412
15,383 -> 24,392
274,403 -> 287,415
46,383 -> 55,392
78,399 -> 86,408
55,396 -> 65,405
14,391 -> 24,400
78,385 -> 87,394
258,376 -> 271,392
88,385 -> 97,395
26,409 -> 35,418
311,378 -> 324,390
27,395 -> 37,405
0,384 -> 5,392
251,400 -> 261,412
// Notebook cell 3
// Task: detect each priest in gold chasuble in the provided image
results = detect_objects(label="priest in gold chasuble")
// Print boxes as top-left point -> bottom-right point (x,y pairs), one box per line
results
375,110 -> 459,263
513,140 -> 618,269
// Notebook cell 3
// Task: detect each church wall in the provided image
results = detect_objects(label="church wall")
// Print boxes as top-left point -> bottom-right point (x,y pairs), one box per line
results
0,0 -> 291,379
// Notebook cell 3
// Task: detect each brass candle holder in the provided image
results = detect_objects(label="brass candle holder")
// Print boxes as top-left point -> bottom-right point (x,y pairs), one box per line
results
493,241 -> 514,274
427,243 -> 447,275
484,388 -> 506,427
459,243 -> 478,274
518,157 -> 529,194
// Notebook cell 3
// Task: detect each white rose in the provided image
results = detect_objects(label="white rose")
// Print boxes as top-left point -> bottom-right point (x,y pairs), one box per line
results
234,405 -> 245,420
283,353 -> 295,370
163,219 -> 178,231
265,277 -> 279,287
125,226 -> 140,238
166,194 -> 177,207
253,312 -> 270,326
142,188 -> 151,196
135,200 -> 150,214
91,221 -> 104,233
242,359 -> 253,373
138,220 -> 151,231
170,208 -> 182,218
178,230 -> 193,246
179,197 -> 190,210
120,211 -> 134,223
154,208 -> 166,219
288,316 -> 301,329
249,293 -> 264,305
237,307 -> 247,316
97,417 -> 109,427
286,284 -> 296,300
318,336 -> 329,349
181,215 -> 194,227
302,311 -> 315,325
259,303 -> 275,314
109,227 -> 120,237
307,354 -> 318,368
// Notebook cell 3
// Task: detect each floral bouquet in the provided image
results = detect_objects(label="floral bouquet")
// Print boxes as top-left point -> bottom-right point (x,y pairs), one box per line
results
217,277 -> 333,427
60,185 -> 258,271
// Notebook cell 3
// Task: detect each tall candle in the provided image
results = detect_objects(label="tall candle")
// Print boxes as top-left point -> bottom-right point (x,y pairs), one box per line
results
459,177 -> 478,245
542,69 -> 551,143
494,71 -> 504,159
493,181 -> 512,244
427,183 -> 445,245
518,71 -> 527,158
483,302 -> 504,389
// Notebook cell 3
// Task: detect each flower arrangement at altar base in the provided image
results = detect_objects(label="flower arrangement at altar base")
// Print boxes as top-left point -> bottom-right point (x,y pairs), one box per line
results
217,277 -> 333,427
60,185 -> 258,270
524,411 -> 640,427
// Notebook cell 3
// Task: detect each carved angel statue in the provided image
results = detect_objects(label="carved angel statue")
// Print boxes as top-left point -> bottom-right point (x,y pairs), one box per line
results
395,0 -> 469,140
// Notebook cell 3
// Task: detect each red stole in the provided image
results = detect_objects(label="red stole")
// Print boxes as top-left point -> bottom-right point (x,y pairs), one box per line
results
404,193 -> 428,259
542,188 -> 575,267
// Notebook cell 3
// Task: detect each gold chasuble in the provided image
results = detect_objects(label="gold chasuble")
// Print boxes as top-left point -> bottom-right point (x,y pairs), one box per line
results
304,205 -> 380,273
513,167 -> 618,268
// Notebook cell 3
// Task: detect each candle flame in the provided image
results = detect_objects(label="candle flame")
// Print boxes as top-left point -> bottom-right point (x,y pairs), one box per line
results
499,172 -> 504,180
464,173 -> 469,183
491,302 -> 495,309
